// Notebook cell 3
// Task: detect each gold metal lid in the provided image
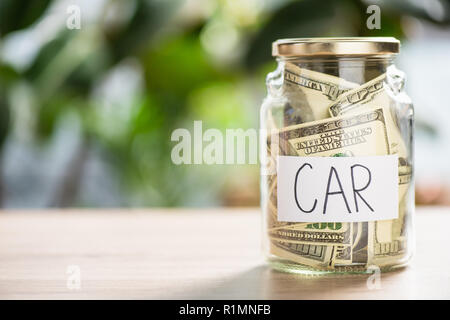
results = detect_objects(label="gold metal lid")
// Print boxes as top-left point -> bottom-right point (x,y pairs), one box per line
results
272,37 -> 400,57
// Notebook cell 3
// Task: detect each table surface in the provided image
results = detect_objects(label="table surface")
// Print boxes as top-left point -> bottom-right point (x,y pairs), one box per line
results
0,207 -> 449,300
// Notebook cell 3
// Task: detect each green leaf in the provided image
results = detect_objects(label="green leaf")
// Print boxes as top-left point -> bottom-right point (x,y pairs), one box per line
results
0,0 -> 52,36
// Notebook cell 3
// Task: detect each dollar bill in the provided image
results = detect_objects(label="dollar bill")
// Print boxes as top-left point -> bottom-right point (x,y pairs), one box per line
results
270,240 -> 336,270
334,222 -> 366,266
350,222 -> 369,264
268,223 -> 352,246
368,188 -> 412,267
268,66 -> 368,240
266,65 -> 412,271
277,107 -> 391,158
268,108 -> 392,267
328,71 -> 409,172
270,222 -> 354,266
282,62 -> 358,124
327,71 -> 412,268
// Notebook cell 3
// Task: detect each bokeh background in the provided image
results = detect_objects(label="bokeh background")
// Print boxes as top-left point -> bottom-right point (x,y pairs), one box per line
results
0,0 -> 450,208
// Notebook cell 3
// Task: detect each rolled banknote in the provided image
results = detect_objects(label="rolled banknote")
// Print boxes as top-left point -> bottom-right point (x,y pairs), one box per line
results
282,62 -> 358,125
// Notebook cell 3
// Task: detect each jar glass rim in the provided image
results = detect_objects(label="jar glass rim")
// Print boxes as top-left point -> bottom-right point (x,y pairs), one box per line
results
272,37 -> 400,57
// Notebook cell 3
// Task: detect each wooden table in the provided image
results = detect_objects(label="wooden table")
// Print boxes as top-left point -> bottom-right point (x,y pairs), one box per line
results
0,207 -> 448,299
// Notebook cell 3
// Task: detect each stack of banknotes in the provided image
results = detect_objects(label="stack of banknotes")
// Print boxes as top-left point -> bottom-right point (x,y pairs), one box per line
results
265,62 -> 413,271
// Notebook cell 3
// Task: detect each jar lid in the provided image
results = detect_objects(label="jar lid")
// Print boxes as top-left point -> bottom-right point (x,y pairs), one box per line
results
272,37 -> 400,57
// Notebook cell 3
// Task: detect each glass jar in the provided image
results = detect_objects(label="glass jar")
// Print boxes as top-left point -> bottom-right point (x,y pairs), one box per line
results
260,38 -> 414,274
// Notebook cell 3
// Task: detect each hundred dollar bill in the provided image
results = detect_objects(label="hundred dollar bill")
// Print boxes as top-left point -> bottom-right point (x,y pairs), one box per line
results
368,225 -> 408,268
265,134 -> 308,231
268,108 -> 393,267
265,66 -> 359,228
399,164 -> 412,185
264,135 -> 310,231
266,179 -> 290,229
267,65 -> 414,269
270,240 -> 337,270
266,179 -> 348,266
265,166 -> 308,230
282,62 -> 358,124
350,222 -> 369,264
368,188 -> 412,267
270,222 -> 353,266
268,223 -> 352,246
266,180 -> 313,231
277,107 -> 390,157
327,72 -> 413,268
270,222 -> 367,269
334,222 -> 369,266
267,70 -> 385,250
328,71 -> 409,171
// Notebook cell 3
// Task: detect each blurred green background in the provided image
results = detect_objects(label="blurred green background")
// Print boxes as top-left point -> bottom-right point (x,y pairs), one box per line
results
1,0 -> 450,208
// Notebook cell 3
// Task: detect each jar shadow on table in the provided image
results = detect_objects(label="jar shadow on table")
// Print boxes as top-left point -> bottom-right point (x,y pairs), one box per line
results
170,265 -> 409,299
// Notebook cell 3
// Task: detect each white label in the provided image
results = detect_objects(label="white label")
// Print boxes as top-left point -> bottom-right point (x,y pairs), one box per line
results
277,155 -> 398,222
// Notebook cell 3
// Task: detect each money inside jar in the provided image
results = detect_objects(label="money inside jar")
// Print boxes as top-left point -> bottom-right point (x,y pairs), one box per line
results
261,38 -> 414,273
